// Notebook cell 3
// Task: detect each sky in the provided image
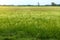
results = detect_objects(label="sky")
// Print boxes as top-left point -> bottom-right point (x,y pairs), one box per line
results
0,0 -> 60,5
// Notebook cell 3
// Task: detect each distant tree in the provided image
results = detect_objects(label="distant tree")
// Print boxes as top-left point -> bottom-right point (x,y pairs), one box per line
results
27,4 -> 31,6
51,2 -> 56,6
57,4 -> 60,6
38,2 -> 40,6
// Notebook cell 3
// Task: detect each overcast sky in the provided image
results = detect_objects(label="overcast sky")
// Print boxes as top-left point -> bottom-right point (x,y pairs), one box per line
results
0,0 -> 60,5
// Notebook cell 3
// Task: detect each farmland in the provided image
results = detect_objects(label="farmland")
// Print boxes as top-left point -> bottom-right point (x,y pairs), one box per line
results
0,6 -> 60,40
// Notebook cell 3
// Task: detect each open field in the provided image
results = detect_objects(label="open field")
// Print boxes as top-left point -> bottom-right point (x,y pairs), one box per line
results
0,6 -> 60,40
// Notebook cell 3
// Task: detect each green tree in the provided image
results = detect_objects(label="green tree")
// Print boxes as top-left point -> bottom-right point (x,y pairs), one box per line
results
38,2 -> 40,6
51,2 -> 56,6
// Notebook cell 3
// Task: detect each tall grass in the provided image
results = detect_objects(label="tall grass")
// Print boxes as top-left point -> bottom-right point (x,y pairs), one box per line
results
0,7 -> 60,40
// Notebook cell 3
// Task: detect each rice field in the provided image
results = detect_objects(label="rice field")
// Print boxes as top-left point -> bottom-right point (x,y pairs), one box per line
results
0,6 -> 60,40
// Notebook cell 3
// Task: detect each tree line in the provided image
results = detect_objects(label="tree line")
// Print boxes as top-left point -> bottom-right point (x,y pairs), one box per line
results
0,2 -> 60,6
45,2 -> 60,6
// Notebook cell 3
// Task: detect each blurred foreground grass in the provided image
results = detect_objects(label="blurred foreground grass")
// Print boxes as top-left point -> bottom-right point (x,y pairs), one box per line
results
0,6 -> 60,40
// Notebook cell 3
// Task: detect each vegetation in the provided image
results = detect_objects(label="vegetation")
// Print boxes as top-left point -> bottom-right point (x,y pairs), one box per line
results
0,6 -> 60,40
0,2 -> 60,6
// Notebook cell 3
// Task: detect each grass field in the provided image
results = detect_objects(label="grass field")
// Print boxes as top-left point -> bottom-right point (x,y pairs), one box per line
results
0,6 -> 60,40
